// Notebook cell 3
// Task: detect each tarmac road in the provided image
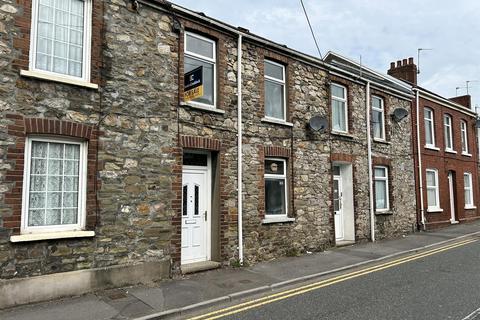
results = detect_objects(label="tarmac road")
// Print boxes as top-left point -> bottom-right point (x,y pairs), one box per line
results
189,237 -> 480,320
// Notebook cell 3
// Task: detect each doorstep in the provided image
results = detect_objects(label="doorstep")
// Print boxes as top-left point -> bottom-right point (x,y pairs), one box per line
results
336,240 -> 355,247
181,261 -> 221,274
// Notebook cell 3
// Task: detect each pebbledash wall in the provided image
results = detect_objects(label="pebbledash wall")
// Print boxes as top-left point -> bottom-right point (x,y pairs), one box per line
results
0,0 -> 417,307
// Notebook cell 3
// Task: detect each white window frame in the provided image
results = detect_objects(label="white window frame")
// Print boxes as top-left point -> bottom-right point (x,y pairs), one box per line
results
331,83 -> 348,133
184,31 -> 217,109
29,0 -> 93,83
426,168 -> 441,212
374,166 -> 389,212
264,158 -> 288,218
372,95 -> 385,141
424,107 -> 436,149
461,120 -> 470,155
264,59 -> 287,122
21,136 -> 88,234
464,172 -> 475,209
443,114 -> 454,152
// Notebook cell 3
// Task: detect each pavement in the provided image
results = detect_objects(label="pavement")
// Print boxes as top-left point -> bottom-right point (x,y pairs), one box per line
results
1,220 -> 480,320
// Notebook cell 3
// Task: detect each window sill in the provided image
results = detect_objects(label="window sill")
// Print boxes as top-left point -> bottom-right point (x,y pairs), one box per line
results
427,208 -> 443,213
445,149 -> 457,154
331,131 -> 355,139
375,210 -> 392,215
180,102 -> 225,114
424,145 -> 440,151
20,70 -> 98,89
464,206 -> 477,210
10,230 -> 95,243
262,217 -> 295,224
461,152 -> 472,157
373,138 -> 390,145
261,117 -> 293,127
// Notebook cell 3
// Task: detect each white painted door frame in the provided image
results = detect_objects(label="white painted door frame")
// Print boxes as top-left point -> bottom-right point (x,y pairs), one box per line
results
448,171 -> 459,224
181,152 -> 212,265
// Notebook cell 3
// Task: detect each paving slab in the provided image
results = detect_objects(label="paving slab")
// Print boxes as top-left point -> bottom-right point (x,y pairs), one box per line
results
0,295 -> 118,320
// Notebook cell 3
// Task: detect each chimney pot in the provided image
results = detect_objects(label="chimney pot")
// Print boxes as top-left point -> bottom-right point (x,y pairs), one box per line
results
396,60 -> 401,67
408,57 -> 414,64
402,58 -> 407,66
390,62 -> 395,69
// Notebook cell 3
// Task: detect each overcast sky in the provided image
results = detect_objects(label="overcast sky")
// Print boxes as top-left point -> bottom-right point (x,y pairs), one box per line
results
173,0 -> 480,110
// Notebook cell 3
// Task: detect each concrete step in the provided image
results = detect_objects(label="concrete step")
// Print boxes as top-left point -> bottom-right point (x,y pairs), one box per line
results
181,261 -> 221,274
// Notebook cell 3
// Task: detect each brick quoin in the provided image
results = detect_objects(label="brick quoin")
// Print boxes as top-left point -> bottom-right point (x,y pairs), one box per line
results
3,115 -> 101,235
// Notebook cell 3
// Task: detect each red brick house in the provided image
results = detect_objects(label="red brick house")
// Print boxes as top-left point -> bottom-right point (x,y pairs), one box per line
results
388,59 -> 480,229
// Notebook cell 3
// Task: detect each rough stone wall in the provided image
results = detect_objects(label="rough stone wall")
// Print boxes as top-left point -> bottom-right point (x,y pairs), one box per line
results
241,44 -> 334,263
0,0 -> 419,281
0,0 -> 177,279
371,94 -> 417,238
174,17 -> 239,266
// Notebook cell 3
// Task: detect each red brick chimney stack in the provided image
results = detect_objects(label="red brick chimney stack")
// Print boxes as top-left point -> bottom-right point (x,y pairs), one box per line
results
449,95 -> 472,109
387,57 -> 417,85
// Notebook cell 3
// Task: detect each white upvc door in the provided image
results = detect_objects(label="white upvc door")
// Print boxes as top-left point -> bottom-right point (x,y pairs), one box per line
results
448,172 -> 458,224
333,174 -> 344,240
181,168 -> 209,264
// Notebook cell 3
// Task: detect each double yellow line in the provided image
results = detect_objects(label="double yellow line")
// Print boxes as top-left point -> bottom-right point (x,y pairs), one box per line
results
188,238 -> 477,320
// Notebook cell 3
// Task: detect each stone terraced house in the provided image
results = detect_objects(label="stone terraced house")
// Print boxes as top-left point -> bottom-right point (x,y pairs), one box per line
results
0,0 -> 450,308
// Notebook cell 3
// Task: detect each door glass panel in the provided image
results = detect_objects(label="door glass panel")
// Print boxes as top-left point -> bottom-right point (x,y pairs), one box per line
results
333,179 -> 339,211
332,166 -> 340,176
182,185 -> 188,216
194,184 -> 199,215
183,153 -> 208,166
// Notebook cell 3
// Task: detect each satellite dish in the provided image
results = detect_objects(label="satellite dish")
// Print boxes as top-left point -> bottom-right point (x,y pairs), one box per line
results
392,108 -> 409,122
475,119 -> 480,128
308,115 -> 328,132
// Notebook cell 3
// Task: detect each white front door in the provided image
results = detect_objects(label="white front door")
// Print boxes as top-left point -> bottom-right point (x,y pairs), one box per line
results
181,168 -> 209,264
448,172 -> 458,224
333,171 -> 344,240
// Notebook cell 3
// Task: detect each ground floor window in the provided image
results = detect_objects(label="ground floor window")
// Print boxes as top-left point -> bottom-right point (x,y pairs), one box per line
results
464,172 -> 474,208
426,169 -> 440,211
22,136 -> 87,233
264,158 -> 287,217
374,166 -> 389,211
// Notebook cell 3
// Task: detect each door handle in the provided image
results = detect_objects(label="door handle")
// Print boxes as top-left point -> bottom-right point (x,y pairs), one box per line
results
204,211 -> 207,221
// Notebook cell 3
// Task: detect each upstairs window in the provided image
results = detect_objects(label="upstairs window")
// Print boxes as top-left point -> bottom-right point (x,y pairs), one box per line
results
184,32 -> 216,107
444,114 -> 453,151
22,136 -> 87,233
331,84 -> 348,133
264,60 -> 286,121
30,0 -> 92,80
372,96 -> 385,140
461,120 -> 469,154
264,158 -> 287,217
424,107 -> 436,148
